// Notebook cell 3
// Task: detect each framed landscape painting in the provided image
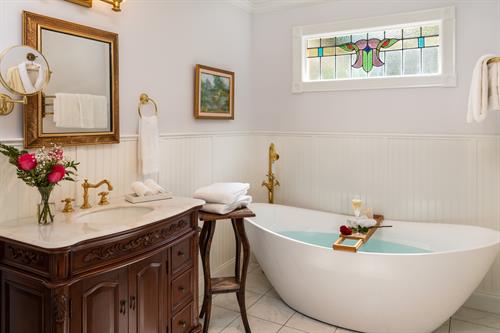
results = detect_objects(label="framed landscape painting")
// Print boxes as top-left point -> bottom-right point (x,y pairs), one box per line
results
195,64 -> 234,120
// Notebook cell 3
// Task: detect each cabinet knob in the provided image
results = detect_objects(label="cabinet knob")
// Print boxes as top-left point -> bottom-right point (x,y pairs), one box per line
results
177,251 -> 185,257
179,320 -> 187,329
179,286 -> 187,294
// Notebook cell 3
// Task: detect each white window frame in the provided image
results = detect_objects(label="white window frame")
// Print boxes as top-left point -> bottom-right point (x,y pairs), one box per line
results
292,7 -> 456,93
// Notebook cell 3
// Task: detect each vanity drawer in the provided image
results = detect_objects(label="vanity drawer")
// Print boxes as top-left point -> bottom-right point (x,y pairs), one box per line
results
71,214 -> 191,274
172,302 -> 193,333
171,236 -> 193,274
172,268 -> 194,312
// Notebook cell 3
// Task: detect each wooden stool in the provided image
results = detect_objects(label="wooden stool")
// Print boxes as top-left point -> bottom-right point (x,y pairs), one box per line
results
199,208 -> 256,333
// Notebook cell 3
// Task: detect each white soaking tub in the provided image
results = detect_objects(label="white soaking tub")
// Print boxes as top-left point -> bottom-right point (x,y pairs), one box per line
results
244,203 -> 500,333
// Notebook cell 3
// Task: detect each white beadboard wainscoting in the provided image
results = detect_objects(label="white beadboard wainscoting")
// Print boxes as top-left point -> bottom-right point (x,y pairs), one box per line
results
0,131 -> 499,312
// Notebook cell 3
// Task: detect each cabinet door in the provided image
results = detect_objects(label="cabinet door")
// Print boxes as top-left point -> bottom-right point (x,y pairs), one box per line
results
70,267 -> 128,333
1,271 -> 49,333
128,252 -> 166,333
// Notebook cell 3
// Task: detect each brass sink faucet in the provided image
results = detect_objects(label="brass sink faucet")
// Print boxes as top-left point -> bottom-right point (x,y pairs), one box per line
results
81,179 -> 114,209
262,143 -> 280,204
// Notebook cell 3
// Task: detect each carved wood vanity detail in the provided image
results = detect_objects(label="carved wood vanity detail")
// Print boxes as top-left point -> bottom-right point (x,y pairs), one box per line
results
0,206 -> 202,333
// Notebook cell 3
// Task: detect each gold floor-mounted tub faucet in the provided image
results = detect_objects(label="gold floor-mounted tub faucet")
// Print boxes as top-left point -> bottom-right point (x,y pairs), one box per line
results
262,143 -> 280,204
81,179 -> 114,209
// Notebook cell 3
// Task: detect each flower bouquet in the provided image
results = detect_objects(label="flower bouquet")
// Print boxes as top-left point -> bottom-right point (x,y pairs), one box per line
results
0,144 -> 78,225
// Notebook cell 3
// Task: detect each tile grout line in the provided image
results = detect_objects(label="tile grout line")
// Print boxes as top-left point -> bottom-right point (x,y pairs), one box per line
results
451,317 -> 500,331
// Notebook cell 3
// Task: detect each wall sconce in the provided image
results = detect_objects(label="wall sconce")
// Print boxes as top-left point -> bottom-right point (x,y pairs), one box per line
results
64,0 -> 124,12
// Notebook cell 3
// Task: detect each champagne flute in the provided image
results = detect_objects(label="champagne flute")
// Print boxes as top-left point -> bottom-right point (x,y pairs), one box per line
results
352,196 -> 363,218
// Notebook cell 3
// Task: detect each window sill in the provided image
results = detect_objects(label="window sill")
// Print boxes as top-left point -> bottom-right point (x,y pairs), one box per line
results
292,73 -> 456,93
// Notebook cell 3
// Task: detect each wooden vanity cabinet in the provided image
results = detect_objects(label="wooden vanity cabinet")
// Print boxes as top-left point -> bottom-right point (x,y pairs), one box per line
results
0,207 -> 202,333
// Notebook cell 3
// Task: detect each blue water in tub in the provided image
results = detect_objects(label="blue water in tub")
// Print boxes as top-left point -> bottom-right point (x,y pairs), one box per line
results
279,231 -> 431,254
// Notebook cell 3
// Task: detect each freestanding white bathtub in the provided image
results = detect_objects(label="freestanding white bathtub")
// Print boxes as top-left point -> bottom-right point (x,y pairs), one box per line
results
244,203 -> 500,333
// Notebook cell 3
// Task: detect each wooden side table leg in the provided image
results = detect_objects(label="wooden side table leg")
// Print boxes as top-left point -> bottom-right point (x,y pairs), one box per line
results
235,218 -> 252,333
201,221 -> 216,333
199,222 -> 209,318
231,219 -> 241,281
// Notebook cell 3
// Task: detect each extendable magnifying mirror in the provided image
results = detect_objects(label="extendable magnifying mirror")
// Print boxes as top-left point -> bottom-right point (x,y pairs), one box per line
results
0,45 -> 51,115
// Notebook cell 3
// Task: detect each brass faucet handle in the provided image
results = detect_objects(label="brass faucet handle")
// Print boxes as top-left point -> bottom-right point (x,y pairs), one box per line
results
98,192 -> 110,206
61,198 -> 75,213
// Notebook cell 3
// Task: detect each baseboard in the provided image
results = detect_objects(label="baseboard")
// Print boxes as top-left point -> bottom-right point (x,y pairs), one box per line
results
464,292 -> 500,314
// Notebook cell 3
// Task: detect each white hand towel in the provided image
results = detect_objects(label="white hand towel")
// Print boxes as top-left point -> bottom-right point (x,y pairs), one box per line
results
138,115 -> 160,181
194,183 -> 250,204
144,179 -> 166,195
467,55 -> 496,123
201,195 -> 252,215
54,93 -> 81,128
131,181 -> 153,197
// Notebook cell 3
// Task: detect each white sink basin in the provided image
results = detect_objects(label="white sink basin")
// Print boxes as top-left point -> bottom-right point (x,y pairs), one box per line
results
75,206 -> 154,224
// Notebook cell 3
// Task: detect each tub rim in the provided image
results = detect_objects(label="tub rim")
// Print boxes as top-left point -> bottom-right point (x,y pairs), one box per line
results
245,203 -> 500,257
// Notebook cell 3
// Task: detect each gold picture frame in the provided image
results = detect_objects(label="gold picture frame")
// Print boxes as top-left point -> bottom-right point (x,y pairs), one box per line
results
63,0 -> 92,8
194,64 -> 234,120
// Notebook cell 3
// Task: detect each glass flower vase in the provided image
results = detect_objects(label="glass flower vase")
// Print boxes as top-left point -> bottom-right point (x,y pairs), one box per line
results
37,186 -> 55,225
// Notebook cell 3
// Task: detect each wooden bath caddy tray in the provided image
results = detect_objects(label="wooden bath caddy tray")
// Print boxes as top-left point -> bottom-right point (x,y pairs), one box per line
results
333,215 -> 385,253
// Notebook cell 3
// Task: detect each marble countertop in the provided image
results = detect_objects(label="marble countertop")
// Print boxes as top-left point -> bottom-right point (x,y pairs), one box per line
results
0,197 -> 205,250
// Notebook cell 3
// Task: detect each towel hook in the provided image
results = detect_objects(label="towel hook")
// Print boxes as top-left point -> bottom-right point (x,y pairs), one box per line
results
138,93 -> 158,118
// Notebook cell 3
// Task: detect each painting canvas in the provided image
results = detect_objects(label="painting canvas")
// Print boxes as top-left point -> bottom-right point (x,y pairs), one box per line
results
195,65 -> 234,119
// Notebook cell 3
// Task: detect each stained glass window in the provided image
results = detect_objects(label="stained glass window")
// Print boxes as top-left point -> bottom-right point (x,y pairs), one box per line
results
305,23 -> 440,81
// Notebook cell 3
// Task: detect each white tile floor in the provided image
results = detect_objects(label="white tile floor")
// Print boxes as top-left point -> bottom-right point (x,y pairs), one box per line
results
199,260 -> 500,333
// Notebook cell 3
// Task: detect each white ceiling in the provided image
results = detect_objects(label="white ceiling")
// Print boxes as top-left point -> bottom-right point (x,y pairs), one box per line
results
232,0 -> 334,13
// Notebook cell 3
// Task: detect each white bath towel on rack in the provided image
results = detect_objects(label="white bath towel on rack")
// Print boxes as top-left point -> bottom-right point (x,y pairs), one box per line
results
54,93 -> 81,128
138,115 -> 160,181
467,55 -> 499,123
53,93 -> 108,128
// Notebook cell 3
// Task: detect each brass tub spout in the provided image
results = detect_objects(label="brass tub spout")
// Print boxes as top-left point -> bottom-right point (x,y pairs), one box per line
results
262,143 -> 280,204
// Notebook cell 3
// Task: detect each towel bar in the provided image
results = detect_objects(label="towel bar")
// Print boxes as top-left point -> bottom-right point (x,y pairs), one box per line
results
487,57 -> 500,64
138,93 -> 158,118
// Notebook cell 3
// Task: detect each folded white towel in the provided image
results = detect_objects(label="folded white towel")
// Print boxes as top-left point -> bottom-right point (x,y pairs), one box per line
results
194,183 -> 250,205
201,195 -> 252,215
144,179 -> 166,195
347,217 -> 377,229
138,115 -> 160,181
131,181 -> 153,197
467,55 -> 497,123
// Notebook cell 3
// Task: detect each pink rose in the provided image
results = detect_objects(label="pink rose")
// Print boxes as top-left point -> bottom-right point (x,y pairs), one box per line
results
47,164 -> 66,184
18,153 -> 37,171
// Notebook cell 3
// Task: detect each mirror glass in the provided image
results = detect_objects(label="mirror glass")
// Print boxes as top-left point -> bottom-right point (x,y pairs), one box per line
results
0,45 -> 50,96
40,28 -> 112,134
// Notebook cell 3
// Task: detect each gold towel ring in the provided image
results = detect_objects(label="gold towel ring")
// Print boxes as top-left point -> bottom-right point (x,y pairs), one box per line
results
138,93 -> 158,118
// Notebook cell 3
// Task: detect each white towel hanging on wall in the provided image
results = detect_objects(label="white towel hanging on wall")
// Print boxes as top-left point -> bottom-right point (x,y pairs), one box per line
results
467,55 -> 500,123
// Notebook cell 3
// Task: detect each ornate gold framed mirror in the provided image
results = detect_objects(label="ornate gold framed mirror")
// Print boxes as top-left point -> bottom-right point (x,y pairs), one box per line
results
23,11 -> 119,148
